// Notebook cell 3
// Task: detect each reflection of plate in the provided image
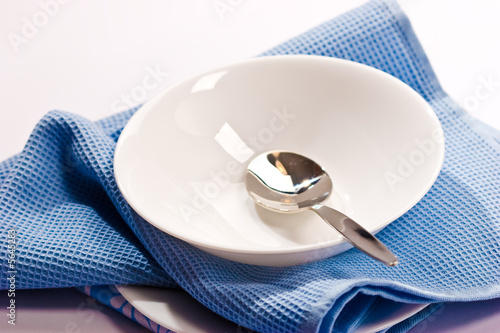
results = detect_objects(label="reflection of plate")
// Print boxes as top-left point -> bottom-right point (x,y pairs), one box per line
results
115,285 -> 238,333
116,285 -> 429,333
114,55 -> 445,266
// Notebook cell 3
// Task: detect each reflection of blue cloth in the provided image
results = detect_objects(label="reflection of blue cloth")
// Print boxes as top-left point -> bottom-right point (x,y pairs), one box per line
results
1,0 -> 499,332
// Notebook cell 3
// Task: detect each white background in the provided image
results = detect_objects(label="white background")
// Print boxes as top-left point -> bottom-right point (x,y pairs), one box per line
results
0,0 -> 499,161
0,1 -> 499,332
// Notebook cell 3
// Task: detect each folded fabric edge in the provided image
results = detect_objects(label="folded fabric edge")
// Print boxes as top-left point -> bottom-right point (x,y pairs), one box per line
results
384,302 -> 443,333
302,279 -> 436,333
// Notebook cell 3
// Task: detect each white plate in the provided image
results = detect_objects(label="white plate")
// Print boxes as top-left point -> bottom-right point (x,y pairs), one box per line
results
114,55 -> 445,266
116,285 -> 429,333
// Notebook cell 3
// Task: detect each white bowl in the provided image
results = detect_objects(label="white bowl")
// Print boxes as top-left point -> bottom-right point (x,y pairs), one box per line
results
114,55 -> 444,266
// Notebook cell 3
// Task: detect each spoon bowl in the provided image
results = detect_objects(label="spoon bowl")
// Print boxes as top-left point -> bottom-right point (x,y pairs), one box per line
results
246,151 -> 333,212
246,151 -> 399,266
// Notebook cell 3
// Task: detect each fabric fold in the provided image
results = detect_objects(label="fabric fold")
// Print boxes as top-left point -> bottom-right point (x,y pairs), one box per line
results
1,0 -> 499,332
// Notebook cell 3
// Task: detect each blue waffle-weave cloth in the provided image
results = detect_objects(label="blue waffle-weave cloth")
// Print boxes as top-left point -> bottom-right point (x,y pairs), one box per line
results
1,0 -> 500,332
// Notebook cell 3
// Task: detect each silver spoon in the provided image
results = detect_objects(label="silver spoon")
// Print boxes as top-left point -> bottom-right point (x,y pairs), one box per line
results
245,151 -> 398,266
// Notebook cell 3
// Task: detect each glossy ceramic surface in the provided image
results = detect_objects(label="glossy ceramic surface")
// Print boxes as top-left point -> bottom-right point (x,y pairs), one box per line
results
114,55 -> 444,266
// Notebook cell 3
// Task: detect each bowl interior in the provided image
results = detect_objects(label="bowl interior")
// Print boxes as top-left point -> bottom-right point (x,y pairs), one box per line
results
114,55 -> 444,254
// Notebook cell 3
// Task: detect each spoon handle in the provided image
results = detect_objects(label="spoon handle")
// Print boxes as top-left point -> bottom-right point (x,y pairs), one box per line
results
311,205 -> 398,266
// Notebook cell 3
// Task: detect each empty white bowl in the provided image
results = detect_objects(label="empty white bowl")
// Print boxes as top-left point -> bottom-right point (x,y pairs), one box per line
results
114,55 -> 444,266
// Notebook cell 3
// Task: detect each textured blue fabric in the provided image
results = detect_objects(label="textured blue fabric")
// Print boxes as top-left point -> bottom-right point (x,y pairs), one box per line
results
0,109 -> 176,289
1,0 -> 499,332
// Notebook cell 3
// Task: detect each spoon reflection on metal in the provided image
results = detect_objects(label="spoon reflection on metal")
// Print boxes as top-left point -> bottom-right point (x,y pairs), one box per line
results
245,151 -> 399,266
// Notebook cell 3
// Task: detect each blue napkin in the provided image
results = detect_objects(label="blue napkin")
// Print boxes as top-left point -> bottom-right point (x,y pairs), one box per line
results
1,0 -> 500,332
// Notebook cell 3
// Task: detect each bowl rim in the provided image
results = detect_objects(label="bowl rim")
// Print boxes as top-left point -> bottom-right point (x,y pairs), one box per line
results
114,54 -> 445,255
